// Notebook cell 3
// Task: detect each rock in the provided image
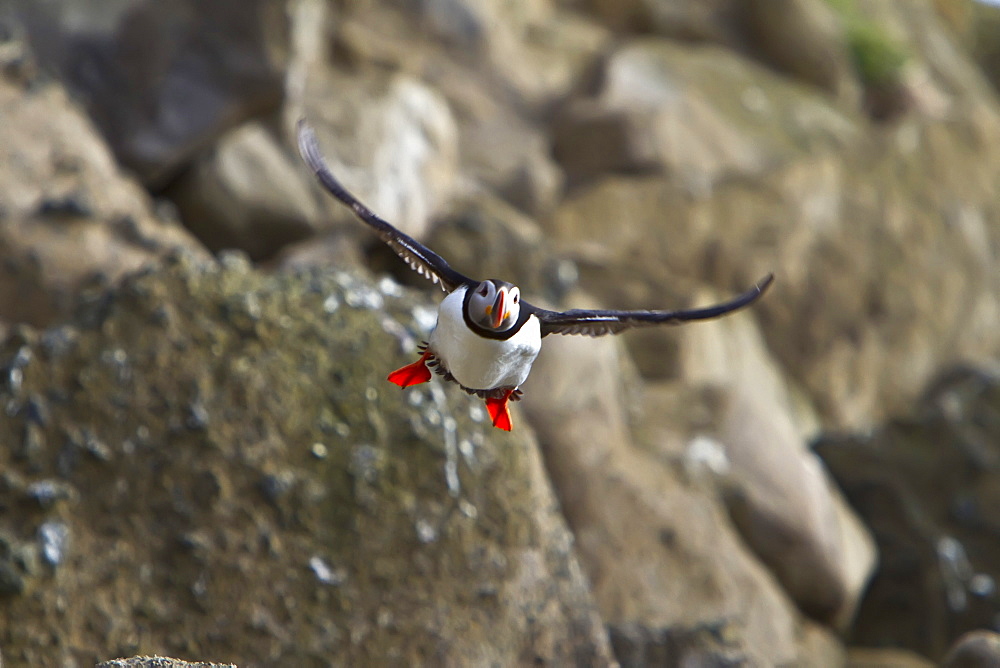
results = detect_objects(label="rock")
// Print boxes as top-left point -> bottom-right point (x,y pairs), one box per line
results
422,192 -> 560,300
970,3 -> 1000,97
854,0 -> 997,115
328,1 -> 602,216
610,617 -> 844,668
11,0 -> 288,186
0,257 -> 614,667
581,0 -> 743,45
520,316 -> 838,665
672,302 -> 876,628
167,121 -> 321,259
549,106 -> 1000,433
815,366 -> 1000,660
847,647 -> 935,668
337,0 -> 610,111
942,630 -> 1000,668
97,656 -> 235,668
743,0 -> 858,101
0,63 -> 207,328
551,38 -> 860,187
461,118 -> 565,218
297,70 -> 459,243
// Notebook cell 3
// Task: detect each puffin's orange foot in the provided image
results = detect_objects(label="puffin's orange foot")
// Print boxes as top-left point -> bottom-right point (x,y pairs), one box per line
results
484,389 -> 515,431
387,351 -> 433,388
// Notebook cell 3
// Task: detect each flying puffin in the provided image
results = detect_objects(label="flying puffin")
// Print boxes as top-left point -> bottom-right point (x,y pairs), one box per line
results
297,121 -> 774,431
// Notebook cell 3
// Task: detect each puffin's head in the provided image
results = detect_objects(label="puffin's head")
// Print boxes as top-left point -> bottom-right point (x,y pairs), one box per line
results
468,280 -> 521,332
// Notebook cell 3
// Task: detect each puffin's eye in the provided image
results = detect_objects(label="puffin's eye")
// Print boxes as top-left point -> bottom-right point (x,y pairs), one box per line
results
479,284 -> 489,296
512,293 -> 519,303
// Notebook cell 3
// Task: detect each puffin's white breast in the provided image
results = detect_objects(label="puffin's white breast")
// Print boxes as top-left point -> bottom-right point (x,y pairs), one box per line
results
429,286 -> 541,391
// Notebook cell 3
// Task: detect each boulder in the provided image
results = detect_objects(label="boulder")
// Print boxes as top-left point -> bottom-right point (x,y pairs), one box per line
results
0,57 -> 206,328
0,256 -> 614,667
98,658 -> 235,668
942,630 -> 1000,668
551,38 -> 861,187
296,70 -> 459,243
548,75 -> 1000,433
815,366 -> 1000,660
847,647 -> 935,668
336,0 -> 610,111
674,296 -> 876,628
325,0 -> 605,218
422,192 -> 561,300
743,0 -> 858,100
9,0 -> 288,186
167,121 -> 321,260
580,0 -> 744,45
520,314 -> 842,665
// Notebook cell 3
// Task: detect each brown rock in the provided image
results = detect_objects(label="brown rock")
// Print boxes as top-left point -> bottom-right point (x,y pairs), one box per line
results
942,630 -> 1000,668
673,305 -> 875,628
625,298 -> 875,631
167,122 -> 321,259
551,38 -> 860,187
0,68 -> 207,328
582,0 -> 744,44
328,1 -> 601,217
521,321 -> 837,665
743,0 -> 858,100
550,114 -> 1000,433
847,646 -> 935,668
816,367 -> 1000,660
97,657 -> 236,668
0,258 -> 614,666
296,69 -> 459,243
423,192 -> 557,299
338,0 -> 610,110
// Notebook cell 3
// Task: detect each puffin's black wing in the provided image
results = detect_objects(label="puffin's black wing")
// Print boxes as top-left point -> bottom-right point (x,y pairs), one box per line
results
297,120 -> 475,293
527,274 -> 774,338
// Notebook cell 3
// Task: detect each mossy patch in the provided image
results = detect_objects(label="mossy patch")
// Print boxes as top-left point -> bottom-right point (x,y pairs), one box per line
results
825,0 -> 909,85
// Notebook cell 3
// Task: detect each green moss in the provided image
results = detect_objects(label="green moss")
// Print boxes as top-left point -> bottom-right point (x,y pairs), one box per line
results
825,0 -> 909,85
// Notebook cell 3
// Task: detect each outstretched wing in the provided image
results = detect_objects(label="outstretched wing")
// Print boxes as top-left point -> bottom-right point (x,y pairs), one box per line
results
297,120 -> 475,293
527,274 -> 774,337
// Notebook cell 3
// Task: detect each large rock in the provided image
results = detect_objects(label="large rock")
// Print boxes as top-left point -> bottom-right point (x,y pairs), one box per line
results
548,64 -> 1000,432
0,59 -> 206,328
520,316 -> 844,665
422,192 -> 564,300
815,366 -> 1000,661
167,121 -> 321,260
326,0 -> 605,217
672,299 -> 876,628
336,0 -> 610,111
296,70 -> 459,243
8,0 -> 288,186
0,256 -> 614,667
98,658 -> 235,668
743,0 -> 857,100
942,630 -> 1000,668
580,0 -> 744,45
551,39 -> 860,187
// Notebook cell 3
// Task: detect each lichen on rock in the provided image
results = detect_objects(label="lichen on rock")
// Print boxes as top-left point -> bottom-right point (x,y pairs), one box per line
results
0,254 -> 612,667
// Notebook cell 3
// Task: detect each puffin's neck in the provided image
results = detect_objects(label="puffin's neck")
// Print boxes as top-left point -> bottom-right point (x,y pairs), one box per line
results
460,285 -> 531,341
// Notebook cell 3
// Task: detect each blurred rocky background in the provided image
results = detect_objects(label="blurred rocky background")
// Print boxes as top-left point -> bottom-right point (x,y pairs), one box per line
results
0,0 -> 999,666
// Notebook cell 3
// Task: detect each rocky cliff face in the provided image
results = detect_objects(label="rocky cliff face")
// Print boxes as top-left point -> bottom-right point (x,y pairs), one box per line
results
1,0 -> 1000,666
0,254 -> 613,666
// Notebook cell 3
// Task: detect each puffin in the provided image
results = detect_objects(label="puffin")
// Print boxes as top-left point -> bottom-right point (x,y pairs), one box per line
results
297,121 -> 774,431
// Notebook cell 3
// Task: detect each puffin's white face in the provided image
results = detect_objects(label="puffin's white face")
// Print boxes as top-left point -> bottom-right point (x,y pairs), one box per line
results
468,280 -> 521,332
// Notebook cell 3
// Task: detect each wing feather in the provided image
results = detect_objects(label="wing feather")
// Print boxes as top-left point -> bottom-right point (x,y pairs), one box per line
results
297,120 -> 474,293
529,274 -> 774,337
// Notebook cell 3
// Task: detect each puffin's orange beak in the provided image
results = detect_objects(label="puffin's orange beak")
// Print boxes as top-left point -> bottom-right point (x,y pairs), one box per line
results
492,289 -> 506,329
